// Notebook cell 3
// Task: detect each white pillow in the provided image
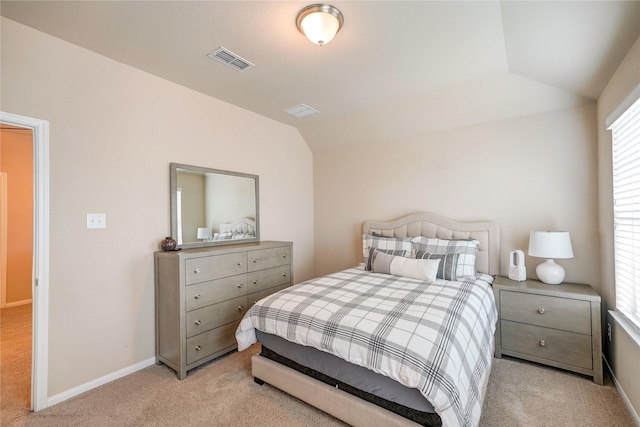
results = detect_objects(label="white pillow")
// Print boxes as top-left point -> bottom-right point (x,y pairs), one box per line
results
390,256 -> 440,281
371,249 -> 440,282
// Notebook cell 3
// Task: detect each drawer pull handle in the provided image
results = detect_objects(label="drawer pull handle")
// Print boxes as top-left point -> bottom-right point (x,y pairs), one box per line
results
194,320 -> 201,326
237,262 -> 242,267
253,280 -> 258,285
538,308 -> 545,314
283,273 -> 288,277
194,268 -> 200,274
539,340 -> 546,347
238,306 -> 244,311
237,283 -> 243,289
195,345 -> 201,351
194,294 -> 201,299
253,259 -> 258,264
282,254 -> 287,258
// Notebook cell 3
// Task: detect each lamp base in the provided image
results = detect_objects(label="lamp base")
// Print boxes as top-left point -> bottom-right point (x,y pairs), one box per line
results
535,259 -> 565,285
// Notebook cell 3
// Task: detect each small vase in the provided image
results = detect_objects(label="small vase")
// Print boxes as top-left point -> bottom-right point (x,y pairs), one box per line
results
160,237 -> 177,251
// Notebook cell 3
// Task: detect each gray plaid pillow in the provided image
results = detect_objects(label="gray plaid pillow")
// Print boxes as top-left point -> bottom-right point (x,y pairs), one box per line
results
412,237 -> 479,279
415,251 -> 460,281
362,234 -> 412,269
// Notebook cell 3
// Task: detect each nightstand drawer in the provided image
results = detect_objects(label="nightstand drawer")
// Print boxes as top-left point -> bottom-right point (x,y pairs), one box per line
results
500,290 -> 591,335
501,320 -> 592,369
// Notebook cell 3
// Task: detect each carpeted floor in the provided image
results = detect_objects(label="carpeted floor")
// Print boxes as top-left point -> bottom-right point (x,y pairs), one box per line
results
1,303 -> 636,427
1,304 -> 32,427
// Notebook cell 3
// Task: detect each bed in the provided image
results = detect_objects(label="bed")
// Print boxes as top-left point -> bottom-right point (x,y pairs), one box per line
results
236,212 -> 500,427
212,217 -> 256,240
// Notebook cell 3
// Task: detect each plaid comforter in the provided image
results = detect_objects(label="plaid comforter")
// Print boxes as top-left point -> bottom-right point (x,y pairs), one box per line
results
236,267 -> 497,427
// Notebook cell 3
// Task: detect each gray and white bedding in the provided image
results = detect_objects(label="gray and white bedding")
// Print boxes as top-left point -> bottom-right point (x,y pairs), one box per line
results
236,267 -> 497,427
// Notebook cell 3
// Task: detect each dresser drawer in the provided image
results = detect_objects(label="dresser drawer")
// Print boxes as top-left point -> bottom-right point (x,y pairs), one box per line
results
185,252 -> 247,284
248,246 -> 291,272
186,274 -> 247,311
248,265 -> 291,294
248,283 -> 290,306
500,291 -> 591,335
501,320 -> 592,369
186,321 -> 239,365
186,296 -> 248,338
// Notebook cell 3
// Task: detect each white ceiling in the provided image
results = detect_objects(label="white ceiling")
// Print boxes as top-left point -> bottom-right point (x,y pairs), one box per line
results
2,1 -> 639,152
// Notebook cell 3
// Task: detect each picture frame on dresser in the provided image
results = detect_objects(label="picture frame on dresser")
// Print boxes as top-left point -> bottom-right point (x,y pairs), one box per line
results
493,276 -> 603,385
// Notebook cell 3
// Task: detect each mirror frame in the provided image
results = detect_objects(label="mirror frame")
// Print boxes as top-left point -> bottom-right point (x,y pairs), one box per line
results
170,163 -> 260,249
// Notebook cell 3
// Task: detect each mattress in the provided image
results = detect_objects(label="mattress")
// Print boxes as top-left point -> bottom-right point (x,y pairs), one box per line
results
257,330 -> 441,426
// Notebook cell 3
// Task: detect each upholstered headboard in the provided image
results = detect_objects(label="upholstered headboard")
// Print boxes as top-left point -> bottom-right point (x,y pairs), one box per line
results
363,212 -> 500,276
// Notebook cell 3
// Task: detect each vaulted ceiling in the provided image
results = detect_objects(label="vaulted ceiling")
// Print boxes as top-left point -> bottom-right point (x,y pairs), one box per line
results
2,1 -> 639,152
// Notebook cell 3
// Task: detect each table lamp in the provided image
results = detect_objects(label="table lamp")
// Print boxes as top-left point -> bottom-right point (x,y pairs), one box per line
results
196,227 -> 211,241
528,231 -> 574,285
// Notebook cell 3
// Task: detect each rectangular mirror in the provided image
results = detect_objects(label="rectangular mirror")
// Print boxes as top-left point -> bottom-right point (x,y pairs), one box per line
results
170,163 -> 259,249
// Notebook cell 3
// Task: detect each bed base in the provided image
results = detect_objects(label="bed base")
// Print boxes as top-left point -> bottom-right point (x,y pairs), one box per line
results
252,354 -> 424,427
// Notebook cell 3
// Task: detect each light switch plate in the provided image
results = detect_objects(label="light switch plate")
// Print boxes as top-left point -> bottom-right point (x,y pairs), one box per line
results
87,213 -> 106,229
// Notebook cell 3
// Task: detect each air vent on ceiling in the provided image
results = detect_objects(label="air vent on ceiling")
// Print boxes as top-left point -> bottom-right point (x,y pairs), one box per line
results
282,104 -> 320,118
207,47 -> 254,72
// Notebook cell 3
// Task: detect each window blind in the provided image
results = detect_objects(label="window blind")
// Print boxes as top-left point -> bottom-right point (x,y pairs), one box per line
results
176,187 -> 183,245
610,94 -> 640,329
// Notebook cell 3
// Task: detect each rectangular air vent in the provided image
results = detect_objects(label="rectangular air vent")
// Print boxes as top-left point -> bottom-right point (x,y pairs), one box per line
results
282,104 -> 319,118
207,47 -> 254,72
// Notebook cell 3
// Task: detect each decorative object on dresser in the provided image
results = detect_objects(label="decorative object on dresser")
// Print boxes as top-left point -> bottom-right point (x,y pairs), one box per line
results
528,230 -> 574,284
160,236 -> 177,251
155,241 -> 292,379
493,276 -> 603,385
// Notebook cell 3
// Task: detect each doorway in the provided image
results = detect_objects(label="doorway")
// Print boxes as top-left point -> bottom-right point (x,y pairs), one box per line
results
0,112 -> 50,412
1,125 -> 34,420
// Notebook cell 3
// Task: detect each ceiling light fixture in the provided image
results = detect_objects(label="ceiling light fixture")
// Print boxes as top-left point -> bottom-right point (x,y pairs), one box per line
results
296,4 -> 344,46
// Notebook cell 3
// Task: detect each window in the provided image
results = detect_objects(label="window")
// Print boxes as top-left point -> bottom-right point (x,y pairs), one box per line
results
176,187 -> 183,245
609,87 -> 640,329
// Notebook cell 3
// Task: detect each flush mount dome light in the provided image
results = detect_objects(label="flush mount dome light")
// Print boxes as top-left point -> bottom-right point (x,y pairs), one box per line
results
296,3 -> 344,46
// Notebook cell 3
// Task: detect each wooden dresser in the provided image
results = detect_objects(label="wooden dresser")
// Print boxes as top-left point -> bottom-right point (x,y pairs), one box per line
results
155,241 -> 293,379
493,276 -> 603,385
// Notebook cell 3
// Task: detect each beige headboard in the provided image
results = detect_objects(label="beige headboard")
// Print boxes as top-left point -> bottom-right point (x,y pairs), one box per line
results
363,212 -> 500,276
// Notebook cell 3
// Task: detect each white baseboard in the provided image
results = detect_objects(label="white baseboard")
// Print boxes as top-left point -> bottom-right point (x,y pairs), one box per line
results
47,356 -> 156,407
603,356 -> 640,427
4,298 -> 32,308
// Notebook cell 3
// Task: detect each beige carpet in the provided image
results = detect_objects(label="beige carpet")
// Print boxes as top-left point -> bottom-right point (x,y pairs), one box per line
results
1,304 -> 635,426
1,305 -> 32,427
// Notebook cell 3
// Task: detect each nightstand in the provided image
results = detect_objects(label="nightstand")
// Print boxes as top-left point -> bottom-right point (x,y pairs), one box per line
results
493,276 -> 603,385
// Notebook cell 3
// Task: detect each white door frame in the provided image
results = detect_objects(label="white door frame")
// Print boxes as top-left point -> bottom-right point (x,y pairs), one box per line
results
0,111 -> 49,411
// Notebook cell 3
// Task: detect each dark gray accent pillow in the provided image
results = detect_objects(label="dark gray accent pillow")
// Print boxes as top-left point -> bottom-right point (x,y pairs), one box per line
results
371,249 -> 395,274
415,251 -> 459,281
365,246 -> 409,271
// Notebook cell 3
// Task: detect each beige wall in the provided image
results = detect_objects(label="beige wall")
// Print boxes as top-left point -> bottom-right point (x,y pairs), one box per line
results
314,103 -> 600,289
1,18 -> 314,397
597,34 -> 640,419
0,128 -> 34,304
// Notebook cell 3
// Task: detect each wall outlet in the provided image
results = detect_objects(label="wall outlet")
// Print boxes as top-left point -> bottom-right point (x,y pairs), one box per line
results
607,322 -> 612,342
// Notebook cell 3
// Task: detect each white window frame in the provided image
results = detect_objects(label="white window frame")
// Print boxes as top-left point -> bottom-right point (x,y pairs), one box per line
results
176,187 -> 183,245
608,83 -> 640,332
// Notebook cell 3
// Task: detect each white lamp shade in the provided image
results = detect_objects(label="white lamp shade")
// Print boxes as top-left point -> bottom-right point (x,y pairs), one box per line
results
528,231 -> 574,259
196,227 -> 211,240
